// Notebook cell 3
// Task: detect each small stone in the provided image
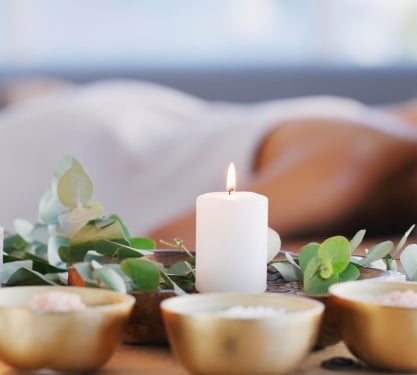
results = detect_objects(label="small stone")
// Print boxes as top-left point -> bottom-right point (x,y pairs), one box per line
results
321,357 -> 363,371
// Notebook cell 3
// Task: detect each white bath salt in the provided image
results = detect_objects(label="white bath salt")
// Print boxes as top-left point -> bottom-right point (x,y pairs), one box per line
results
374,290 -> 417,307
216,305 -> 286,319
27,291 -> 87,312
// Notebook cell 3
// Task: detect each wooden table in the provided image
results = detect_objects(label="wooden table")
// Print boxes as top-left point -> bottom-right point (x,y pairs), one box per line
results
0,342 -> 409,374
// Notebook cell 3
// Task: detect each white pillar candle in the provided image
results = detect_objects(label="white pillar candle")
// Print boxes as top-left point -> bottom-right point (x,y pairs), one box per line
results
195,163 -> 268,293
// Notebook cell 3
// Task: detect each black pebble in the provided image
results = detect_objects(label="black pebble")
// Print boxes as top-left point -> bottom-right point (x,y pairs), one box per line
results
321,357 -> 363,371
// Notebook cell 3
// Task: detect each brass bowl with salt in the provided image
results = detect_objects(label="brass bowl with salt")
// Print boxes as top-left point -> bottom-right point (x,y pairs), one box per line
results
0,285 -> 134,372
330,280 -> 417,372
161,292 -> 324,375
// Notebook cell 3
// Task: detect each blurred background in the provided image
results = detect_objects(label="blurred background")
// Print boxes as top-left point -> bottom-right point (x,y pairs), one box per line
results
1,0 -> 417,105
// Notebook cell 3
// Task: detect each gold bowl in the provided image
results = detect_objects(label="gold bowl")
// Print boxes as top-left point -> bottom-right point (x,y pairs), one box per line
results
0,285 -> 135,372
329,280 -> 417,372
161,293 -> 324,375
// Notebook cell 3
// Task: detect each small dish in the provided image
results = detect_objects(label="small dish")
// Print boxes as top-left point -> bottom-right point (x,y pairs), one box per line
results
161,292 -> 324,375
0,285 -> 134,372
330,280 -> 417,372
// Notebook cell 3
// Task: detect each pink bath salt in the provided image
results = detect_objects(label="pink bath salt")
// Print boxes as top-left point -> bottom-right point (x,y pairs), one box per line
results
374,290 -> 417,307
27,291 -> 87,312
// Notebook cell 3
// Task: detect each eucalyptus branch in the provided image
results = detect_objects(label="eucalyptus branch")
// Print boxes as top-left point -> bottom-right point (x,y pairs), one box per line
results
159,238 -> 194,258
159,238 -> 195,277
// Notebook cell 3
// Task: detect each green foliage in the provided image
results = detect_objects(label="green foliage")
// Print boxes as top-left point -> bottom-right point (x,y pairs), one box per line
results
270,225 -> 417,296
3,156 -> 417,298
2,156 -> 182,293
120,258 -> 160,291
298,236 -> 354,295
400,244 -> 417,280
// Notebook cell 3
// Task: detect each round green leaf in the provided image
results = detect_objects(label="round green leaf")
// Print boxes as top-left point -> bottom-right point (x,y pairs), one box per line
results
53,155 -> 82,181
92,267 -> 127,293
319,258 -> 333,279
120,258 -> 160,291
393,224 -> 416,257
299,242 -> 320,272
70,220 -> 125,246
350,229 -> 366,252
47,234 -> 70,267
59,202 -> 105,237
271,262 -> 301,282
318,236 -> 350,275
129,237 -> 156,250
400,244 -> 417,280
338,263 -> 360,282
360,241 -> 393,266
267,227 -> 281,262
38,188 -> 68,225
303,257 -> 338,295
57,164 -> 93,208
6,267 -> 56,286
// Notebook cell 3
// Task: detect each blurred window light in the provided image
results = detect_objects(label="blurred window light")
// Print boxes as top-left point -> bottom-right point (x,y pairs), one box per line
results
0,0 -> 417,70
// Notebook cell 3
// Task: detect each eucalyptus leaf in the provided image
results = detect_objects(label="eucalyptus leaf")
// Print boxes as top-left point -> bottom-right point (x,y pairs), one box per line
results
120,258 -> 160,291
338,263 -> 360,282
4,254 -> 26,263
129,237 -> 156,250
33,243 -> 48,258
70,220 -> 125,246
31,224 -> 49,244
303,257 -> 321,284
400,244 -> 417,280
271,262 -> 301,282
38,188 -> 68,225
284,252 -> 301,270
47,235 -> 70,267
109,214 -> 131,240
73,262 -> 98,285
93,239 -> 153,260
350,229 -> 366,253
84,250 -> 114,264
267,227 -> 281,262
3,234 -> 28,253
318,236 -> 350,275
92,267 -> 127,293
94,239 -> 129,256
59,202 -> 105,237
6,267 -> 56,286
305,273 -> 339,295
53,155 -> 82,181
393,224 -> 416,257
168,259 -> 194,276
159,272 -> 186,294
57,164 -> 93,208
23,252 -> 67,274
303,257 -> 339,295
319,258 -> 333,279
360,241 -> 393,266
3,261 -> 33,284
299,242 -> 320,272
104,263 -> 131,282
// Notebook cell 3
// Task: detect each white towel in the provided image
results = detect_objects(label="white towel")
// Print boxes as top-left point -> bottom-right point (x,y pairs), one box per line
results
0,80 -> 414,234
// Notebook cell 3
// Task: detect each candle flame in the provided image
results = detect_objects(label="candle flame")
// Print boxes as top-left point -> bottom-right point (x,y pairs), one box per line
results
227,162 -> 236,193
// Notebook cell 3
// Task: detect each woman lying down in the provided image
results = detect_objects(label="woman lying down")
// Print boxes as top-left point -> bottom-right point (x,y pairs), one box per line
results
0,79 -> 416,248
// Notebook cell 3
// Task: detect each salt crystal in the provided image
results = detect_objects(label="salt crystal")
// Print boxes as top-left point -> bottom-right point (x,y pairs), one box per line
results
374,290 -> 417,307
27,291 -> 87,312
216,305 -> 286,319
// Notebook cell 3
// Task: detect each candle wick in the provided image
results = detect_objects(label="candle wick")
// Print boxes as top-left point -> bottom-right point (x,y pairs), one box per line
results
228,188 -> 235,195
